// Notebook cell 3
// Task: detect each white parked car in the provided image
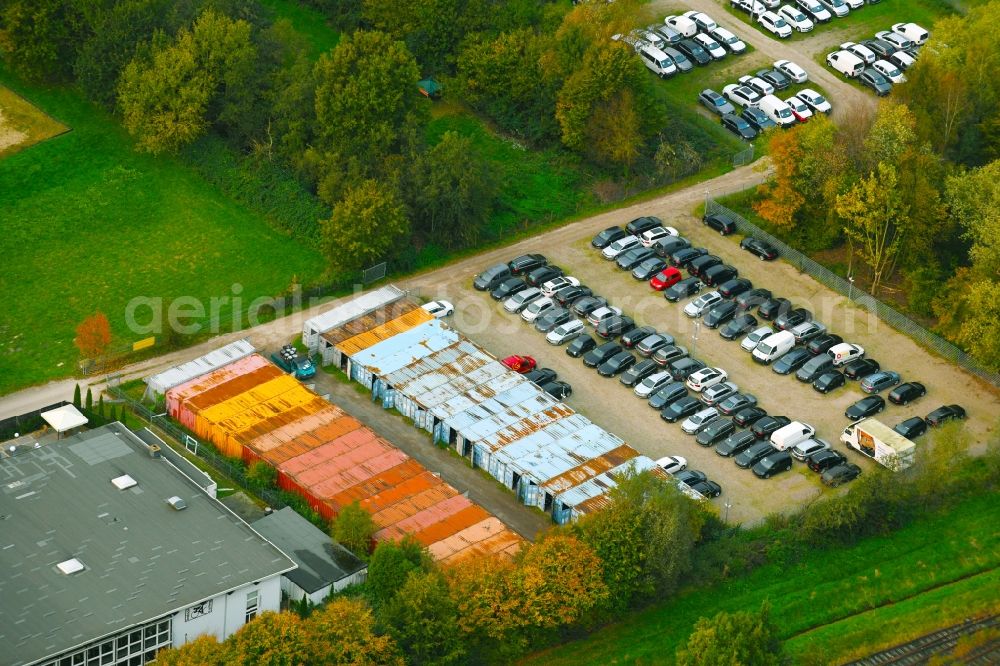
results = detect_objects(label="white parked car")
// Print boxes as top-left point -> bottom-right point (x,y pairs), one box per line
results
602,234 -> 641,259
828,342 -> 865,366
758,94 -> 796,128
796,0 -> 831,22
890,50 -> 917,71
817,0 -> 849,18
422,300 -> 454,318
758,11 -> 793,39
682,407 -> 720,434
686,367 -> 728,392
778,5 -> 813,32
541,276 -> 580,297
892,22 -> 929,46
640,226 -> 679,247
796,88 -> 831,114
635,371 -> 672,398
710,27 -> 746,54
655,455 -> 688,474
683,10 -> 718,33
741,326 -> 775,352
723,84 -> 762,109
827,50 -> 865,78
639,30 -> 666,50
738,75 -> 775,96
873,59 -> 906,84
521,296 -> 555,323
694,34 -> 727,60
786,96 -> 813,121
774,59 -> 808,83
664,15 -> 698,38
684,291 -> 723,318
840,41 -> 876,64
546,319 -> 585,345
843,0 -> 864,9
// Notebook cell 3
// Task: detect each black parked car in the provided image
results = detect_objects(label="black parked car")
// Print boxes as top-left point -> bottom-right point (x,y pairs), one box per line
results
742,107 -> 777,133
491,277 -> 528,301
774,307 -> 811,331
534,308 -> 572,333
553,285 -> 593,306
655,236 -> 691,258
591,226 -> 627,249
648,382 -> 689,409
474,262 -> 513,291
807,334 -> 843,355
661,396 -> 701,423
736,288 -> 773,310
675,469 -> 707,487
822,463 -> 862,487
525,265 -> 563,287
862,38 -> 897,60
566,334 -> 597,358
846,395 -> 886,420
696,419 -> 736,447
753,451 -> 793,479
703,213 -> 737,235
541,380 -> 572,400
758,297 -> 791,320
756,68 -> 791,91
703,301 -> 739,328
772,348 -> 811,375
524,367 -> 557,386
571,296 -> 608,317
689,480 -> 722,498
702,264 -> 739,287
796,356 -> 835,383
670,246 -> 708,268
633,257 -> 667,280
732,406 -> 768,428
620,359 -> 659,387
652,344 -> 689,366
812,370 -> 845,393
719,278 -> 752,299
740,237 -> 779,260
583,341 -> 622,368
751,415 -> 791,440
718,392 -> 757,415
715,429 -> 757,457
688,254 -> 723,277
665,277 -> 704,302
888,381 -> 926,405
676,38 -> 711,65
735,442 -> 776,469
616,246 -> 656,270
597,350 -> 636,377
669,357 -> 706,381
720,314 -> 758,340
860,68 -> 892,96
925,404 -> 966,426
844,358 -> 880,380
508,253 -> 547,275
621,326 -> 658,349
894,416 -> 928,440
808,449 -> 847,473
721,113 -> 757,140
597,315 -> 636,339
626,216 -> 663,235
636,333 -> 673,357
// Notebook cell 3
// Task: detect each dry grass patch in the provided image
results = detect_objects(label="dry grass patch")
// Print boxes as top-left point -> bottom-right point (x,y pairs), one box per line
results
0,85 -> 68,158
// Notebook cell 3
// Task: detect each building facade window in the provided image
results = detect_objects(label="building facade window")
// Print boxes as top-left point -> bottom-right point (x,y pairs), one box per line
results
44,618 -> 170,666
245,589 -> 259,624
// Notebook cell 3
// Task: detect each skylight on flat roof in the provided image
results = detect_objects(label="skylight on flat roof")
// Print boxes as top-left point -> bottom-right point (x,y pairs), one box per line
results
56,558 -> 85,575
111,474 -> 137,490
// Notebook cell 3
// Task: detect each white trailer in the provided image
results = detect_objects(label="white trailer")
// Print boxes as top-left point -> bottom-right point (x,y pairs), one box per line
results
840,418 -> 915,471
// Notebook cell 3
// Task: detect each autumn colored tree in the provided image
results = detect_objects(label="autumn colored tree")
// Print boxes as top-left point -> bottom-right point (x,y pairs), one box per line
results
754,127 -> 805,228
154,635 -> 226,666
303,598 -> 404,665
588,89 -> 643,173
514,533 -> 609,630
74,311 -> 112,359
331,501 -> 377,559
380,570 -> 466,665
446,554 -> 526,656
862,102 -> 917,171
224,611 -> 308,665
675,603 -> 782,666
320,179 -> 410,275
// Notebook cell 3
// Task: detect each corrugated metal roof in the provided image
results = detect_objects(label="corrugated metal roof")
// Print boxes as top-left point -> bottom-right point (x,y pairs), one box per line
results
320,300 -> 420,346
498,421 -> 625,482
383,340 -> 484,390
166,354 -> 271,417
304,285 -> 406,337
538,443 -> 640,495
444,382 -> 546,435
417,360 -> 511,410
349,320 -> 460,376
388,345 -> 498,407
429,372 -> 527,422
334,308 -> 435,357
146,338 -> 255,394
554,456 -> 660,512
476,404 -> 576,454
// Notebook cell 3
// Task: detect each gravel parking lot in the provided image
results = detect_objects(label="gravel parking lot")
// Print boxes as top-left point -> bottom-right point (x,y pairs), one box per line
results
409,184 -> 999,525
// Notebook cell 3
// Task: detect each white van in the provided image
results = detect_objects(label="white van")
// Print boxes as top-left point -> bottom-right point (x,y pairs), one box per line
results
826,50 -> 864,78
638,44 -> 677,78
752,330 -> 795,364
664,15 -> 698,38
891,22 -> 929,46
758,95 -> 796,127
771,421 -> 816,451
828,342 -> 865,366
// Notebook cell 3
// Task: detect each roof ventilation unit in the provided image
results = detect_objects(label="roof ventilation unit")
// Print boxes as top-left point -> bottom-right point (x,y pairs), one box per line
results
111,474 -> 138,490
56,558 -> 85,575
166,496 -> 187,511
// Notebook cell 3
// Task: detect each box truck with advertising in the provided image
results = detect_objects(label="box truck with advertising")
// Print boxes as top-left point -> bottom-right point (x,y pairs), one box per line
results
840,417 -> 915,470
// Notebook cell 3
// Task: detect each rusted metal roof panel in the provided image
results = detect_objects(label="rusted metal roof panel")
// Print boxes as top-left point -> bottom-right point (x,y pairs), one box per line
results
334,308 -> 435,356
430,372 -> 527,422
443,382 -> 545,435
146,338 -> 255,395
304,285 -> 406,338
539,443 -> 641,495
555,456 -> 660,512
320,299 -> 420,346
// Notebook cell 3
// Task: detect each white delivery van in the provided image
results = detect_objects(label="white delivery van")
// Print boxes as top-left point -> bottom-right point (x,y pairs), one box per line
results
771,421 -> 816,451
827,50 -> 864,78
752,330 -> 795,364
892,22 -> 929,46
664,15 -> 698,38
638,44 -> 677,78
841,418 -> 915,470
828,342 -> 865,366
758,95 -> 796,127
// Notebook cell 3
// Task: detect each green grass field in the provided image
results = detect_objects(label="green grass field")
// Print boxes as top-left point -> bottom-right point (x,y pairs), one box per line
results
259,0 -> 340,59
0,67 -> 326,395
527,491 -> 1000,665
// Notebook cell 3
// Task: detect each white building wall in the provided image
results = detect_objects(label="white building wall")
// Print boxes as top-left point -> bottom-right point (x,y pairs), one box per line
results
170,575 -> 282,645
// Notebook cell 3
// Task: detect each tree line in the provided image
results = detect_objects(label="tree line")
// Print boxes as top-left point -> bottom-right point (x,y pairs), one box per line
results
751,2 -> 1000,370
0,0 -> 698,274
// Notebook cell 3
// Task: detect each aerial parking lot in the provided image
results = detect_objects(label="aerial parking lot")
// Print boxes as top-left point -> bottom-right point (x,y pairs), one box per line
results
408,185 -> 999,525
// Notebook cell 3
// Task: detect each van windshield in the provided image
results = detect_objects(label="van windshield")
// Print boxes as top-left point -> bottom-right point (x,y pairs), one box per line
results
778,108 -> 792,118
758,344 -> 774,354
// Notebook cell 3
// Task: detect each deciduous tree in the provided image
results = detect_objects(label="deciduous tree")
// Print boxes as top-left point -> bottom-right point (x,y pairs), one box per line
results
367,536 -> 432,609
74,312 -> 112,359
514,533 -> 608,630
320,179 -> 409,274
0,0 -> 87,81
675,603 -> 782,666
330,500 -> 377,559
862,102 -> 917,170
754,127 -> 805,228
380,570 -> 465,665
303,598 -> 404,666
224,611 -> 308,665
153,635 -> 225,666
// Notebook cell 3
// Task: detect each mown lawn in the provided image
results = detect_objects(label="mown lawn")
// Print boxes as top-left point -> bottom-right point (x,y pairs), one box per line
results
0,67 -> 326,395
527,491 -> 1000,665
0,85 -> 68,158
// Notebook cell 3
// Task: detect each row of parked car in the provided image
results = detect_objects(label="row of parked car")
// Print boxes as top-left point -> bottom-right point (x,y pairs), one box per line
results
733,0 -> 885,37
615,10 -> 748,80
826,22 -> 928,95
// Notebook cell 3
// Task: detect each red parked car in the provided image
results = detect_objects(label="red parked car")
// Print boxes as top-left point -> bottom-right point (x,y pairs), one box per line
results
502,355 -> 537,373
650,267 -> 683,291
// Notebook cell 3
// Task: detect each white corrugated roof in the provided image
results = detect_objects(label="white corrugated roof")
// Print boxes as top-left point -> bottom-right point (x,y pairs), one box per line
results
145,339 -> 255,394
304,285 -> 405,336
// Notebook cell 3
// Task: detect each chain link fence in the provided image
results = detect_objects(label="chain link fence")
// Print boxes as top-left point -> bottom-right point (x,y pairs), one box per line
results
706,198 -> 1000,387
732,143 -> 755,167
